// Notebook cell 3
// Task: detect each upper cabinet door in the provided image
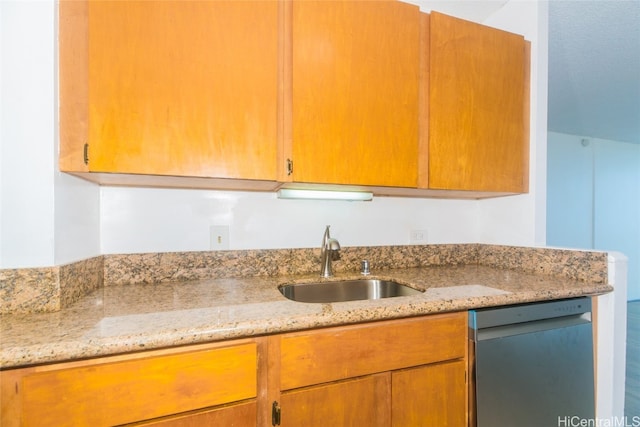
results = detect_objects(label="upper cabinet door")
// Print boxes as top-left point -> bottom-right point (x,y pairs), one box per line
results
290,0 -> 420,187
84,1 -> 279,180
428,12 -> 529,193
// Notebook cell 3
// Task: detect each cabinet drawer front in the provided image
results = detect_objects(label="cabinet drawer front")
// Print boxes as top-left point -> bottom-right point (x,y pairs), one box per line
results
280,312 -> 466,390
21,343 -> 257,427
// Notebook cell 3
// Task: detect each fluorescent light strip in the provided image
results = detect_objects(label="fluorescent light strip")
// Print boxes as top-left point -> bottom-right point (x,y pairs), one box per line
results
277,189 -> 373,201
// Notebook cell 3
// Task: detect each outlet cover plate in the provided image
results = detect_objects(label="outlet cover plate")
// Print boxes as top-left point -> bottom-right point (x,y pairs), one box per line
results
210,225 -> 230,250
409,229 -> 428,245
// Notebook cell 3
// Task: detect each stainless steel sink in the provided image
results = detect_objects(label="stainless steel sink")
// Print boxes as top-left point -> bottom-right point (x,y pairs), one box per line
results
279,279 -> 423,303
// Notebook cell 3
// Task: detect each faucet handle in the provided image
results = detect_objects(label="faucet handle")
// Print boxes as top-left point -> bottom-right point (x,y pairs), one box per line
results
361,260 -> 371,276
322,225 -> 331,246
320,225 -> 340,277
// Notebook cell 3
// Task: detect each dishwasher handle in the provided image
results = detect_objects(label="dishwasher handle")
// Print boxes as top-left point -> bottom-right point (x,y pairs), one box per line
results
473,312 -> 592,341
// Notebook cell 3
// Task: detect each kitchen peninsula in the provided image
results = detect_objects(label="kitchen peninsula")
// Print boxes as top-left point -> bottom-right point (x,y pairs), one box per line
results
0,244 -> 611,367
1,244 -> 623,426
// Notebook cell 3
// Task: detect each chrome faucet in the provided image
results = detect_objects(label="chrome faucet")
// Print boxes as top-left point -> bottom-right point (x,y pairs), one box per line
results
320,225 -> 341,277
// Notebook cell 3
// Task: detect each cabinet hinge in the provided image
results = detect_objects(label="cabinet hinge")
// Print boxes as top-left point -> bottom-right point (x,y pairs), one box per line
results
83,143 -> 89,165
272,401 -> 281,426
286,158 -> 293,176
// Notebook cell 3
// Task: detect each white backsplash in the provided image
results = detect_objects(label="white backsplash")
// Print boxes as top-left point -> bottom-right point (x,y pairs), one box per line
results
100,187 -> 483,254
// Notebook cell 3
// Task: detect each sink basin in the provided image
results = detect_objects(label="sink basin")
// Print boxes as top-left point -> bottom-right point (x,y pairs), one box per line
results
279,279 -> 424,303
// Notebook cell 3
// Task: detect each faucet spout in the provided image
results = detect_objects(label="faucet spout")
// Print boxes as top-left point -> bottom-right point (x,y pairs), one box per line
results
320,225 -> 341,277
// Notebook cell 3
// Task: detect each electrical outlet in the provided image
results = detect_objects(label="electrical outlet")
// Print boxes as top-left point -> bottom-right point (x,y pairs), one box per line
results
409,229 -> 428,244
210,225 -> 230,250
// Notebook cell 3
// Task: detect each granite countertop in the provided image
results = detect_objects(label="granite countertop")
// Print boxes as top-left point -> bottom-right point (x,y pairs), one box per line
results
0,264 -> 612,369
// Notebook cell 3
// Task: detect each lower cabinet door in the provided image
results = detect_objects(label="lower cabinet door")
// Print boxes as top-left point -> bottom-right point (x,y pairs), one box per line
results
280,373 -> 390,427
391,360 -> 467,427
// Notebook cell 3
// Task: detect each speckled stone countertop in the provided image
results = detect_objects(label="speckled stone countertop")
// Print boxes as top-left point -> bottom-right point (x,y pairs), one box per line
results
0,264 -> 612,369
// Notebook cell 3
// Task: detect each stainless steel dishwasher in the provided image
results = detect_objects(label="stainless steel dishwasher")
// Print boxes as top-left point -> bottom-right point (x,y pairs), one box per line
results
469,297 -> 595,427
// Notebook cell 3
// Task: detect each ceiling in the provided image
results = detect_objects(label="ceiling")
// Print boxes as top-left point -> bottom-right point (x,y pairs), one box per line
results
548,0 -> 640,144
412,0 -> 640,145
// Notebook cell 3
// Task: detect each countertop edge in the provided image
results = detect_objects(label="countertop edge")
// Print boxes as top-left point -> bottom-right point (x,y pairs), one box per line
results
0,282 -> 612,370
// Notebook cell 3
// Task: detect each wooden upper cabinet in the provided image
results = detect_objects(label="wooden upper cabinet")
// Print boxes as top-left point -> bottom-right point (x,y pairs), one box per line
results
288,0 -> 420,187
427,11 -> 530,193
59,2 -> 530,196
60,0 -> 279,181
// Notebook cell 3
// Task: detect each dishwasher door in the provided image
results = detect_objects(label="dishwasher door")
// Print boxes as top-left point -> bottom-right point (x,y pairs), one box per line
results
470,298 -> 595,427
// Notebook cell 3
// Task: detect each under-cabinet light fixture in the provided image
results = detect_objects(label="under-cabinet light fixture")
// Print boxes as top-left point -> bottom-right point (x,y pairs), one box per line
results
277,189 -> 374,201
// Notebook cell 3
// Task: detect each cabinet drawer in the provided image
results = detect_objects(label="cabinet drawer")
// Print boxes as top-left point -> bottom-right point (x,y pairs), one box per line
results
20,342 -> 257,426
280,312 -> 466,390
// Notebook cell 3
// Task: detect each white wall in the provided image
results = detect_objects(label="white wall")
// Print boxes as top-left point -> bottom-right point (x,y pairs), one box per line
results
1,0 -> 57,268
547,131 -> 640,301
547,133 -> 595,247
53,172 -> 100,265
596,252 -> 628,420
477,0 -> 549,247
0,0 -> 100,269
0,0 -> 3,267
1,0 -> 546,267
100,188 -> 484,253
594,141 -> 640,303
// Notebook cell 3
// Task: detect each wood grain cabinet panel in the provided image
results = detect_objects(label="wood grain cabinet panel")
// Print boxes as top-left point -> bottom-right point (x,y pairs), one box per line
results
60,0 -> 279,181
392,360 -> 467,427
14,343 -> 257,427
129,401 -> 257,427
289,0 -> 420,187
427,11 -> 529,193
60,2 -> 529,196
280,374 -> 391,427
277,313 -> 468,426
280,312 -> 467,391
